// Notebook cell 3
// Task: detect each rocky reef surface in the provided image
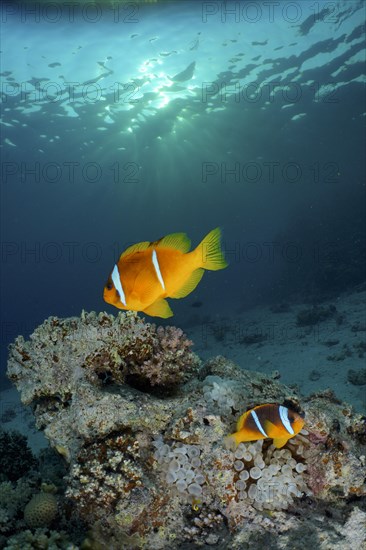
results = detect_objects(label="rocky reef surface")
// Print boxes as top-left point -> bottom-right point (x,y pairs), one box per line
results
5,311 -> 366,549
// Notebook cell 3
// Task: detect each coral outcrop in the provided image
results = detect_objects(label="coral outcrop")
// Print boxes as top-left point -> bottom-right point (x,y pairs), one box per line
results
8,310 -> 199,397
6,311 -> 366,549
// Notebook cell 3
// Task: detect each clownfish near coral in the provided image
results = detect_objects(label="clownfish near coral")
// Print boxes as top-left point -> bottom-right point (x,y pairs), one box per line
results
225,404 -> 305,450
103,227 -> 228,318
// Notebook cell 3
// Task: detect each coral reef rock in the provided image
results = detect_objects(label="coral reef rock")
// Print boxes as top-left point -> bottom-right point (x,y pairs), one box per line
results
7,311 -> 366,549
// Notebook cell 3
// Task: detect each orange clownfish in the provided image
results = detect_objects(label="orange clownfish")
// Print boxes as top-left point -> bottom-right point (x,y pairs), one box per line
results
103,227 -> 227,318
225,404 -> 305,449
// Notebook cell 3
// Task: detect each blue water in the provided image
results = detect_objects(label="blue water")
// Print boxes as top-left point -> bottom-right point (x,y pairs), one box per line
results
1,0 -> 365,389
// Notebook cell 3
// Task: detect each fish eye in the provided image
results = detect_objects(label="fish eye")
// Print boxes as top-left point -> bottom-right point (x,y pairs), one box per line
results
106,281 -> 113,291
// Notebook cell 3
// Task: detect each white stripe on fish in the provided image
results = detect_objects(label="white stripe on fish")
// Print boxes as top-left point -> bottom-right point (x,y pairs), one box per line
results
152,249 -> 165,290
251,409 -> 268,438
112,264 -> 126,306
279,405 -> 294,434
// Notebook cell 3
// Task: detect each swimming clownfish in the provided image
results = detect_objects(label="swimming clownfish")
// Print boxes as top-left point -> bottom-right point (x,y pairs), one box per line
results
225,404 -> 305,450
103,228 -> 227,318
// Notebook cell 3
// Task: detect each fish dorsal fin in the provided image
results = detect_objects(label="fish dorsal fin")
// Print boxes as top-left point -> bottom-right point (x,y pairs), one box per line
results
119,233 -> 190,260
272,437 -> 289,449
143,298 -> 173,318
170,268 -> 204,299
153,232 -> 191,253
119,241 -> 151,260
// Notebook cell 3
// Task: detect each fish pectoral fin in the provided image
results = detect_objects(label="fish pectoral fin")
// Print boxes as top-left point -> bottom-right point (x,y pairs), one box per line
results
153,232 -> 191,253
137,277 -> 162,304
272,437 -> 289,449
170,268 -> 204,299
143,298 -> 173,318
262,419 -> 279,434
262,419 -> 285,444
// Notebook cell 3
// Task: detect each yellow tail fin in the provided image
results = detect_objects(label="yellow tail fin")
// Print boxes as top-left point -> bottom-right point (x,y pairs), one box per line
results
196,227 -> 228,271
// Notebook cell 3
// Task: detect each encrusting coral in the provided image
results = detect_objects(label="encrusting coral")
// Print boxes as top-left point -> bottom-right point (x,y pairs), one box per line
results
4,528 -> 77,550
0,447 -> 66,548
0,478 -> 33,537
6,311 -> 366,549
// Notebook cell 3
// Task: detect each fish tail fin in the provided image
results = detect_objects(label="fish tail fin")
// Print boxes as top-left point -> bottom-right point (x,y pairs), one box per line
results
195,227 -> 228,271
224,433 -> 241,451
